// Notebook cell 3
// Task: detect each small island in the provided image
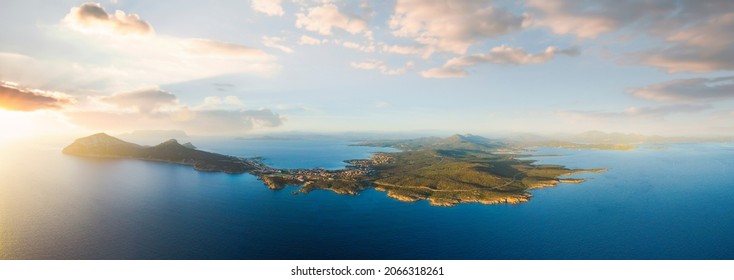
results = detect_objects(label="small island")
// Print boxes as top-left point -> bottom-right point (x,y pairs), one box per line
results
63,133 -> 606,207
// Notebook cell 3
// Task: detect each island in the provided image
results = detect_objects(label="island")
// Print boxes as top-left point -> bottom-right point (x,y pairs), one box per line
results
63,133 -> 606,207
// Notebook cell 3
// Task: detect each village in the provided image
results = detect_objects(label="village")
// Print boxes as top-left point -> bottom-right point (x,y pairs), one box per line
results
249,153 -> 395,186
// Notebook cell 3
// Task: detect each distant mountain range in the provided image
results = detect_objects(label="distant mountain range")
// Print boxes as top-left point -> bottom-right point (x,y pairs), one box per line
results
359,133 -> 637,151
569,131 -> 733,144
356,134 -> 507,151
485,131 -> 734,150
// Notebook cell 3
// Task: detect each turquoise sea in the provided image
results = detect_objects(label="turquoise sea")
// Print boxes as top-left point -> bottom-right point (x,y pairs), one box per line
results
1,138 -> 733,259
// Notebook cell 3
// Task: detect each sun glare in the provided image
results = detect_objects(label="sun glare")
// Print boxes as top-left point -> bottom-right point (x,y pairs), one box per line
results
0,110 -> 41,142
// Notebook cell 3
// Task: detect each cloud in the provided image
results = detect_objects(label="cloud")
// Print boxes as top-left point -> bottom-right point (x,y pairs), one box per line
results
375,101 -> 390,108
526,0 -> 734,72
527,0 -> 627,39
420,67 -> 468,79
446,45 -> 579,67
0,82 -> 74,111
99,88 -> 177,113
251,0 -> 284,16
629,76 -> 734,102
197,95 -> 244,110
351,60 -> 415,75
381,44 -> 424,56
262,36 -> 294,53
24,3 -> 278,93
342,41 -> 375,53
298,35 -> 326,45
389,0 -> 526,55
557,103 -> 717,135
526,0 -> 734,39
67,89 -> 284,134
295,4 -> 368,36
635,12 -> 734,73
66,109 -> 283,135
1,41 -> 274,94
562,104 -> 711,120
422,45 -> 578,78
63,2 -> 154,35
186,38 -> 271,58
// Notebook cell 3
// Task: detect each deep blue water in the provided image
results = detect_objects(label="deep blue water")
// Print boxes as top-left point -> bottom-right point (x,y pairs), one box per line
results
1,139 -> 734,259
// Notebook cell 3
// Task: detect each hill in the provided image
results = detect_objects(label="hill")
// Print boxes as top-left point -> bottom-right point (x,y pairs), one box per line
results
63,133 -> 607,207
357,133 -> 505,152
63,133 -> 254,174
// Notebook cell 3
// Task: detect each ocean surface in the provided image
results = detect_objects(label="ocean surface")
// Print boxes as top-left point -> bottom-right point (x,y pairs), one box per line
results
1,138 -> 734,259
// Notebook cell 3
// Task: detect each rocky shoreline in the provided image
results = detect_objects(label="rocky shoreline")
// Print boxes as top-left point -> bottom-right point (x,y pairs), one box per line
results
64,133 -> 608,207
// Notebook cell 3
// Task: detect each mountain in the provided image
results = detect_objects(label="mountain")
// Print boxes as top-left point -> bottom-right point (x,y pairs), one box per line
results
571,131 -> 734,144
63,133 -> 254,174
434,134 -> 505,150
62,133 -> 143,157
574,131 -> 650,144
357,134 -> 505,151
360,133 -> 641,151
118,130 -> 189,139
116,130 -> 190,145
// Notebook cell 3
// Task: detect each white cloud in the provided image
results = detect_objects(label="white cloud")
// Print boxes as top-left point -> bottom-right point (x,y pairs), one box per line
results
342,41 -> 375,53
351,59 -> 415,75
562,104 -> 711,120
198,95 -> 245,110
62,2 -> 154,36
342,41 -> 359,49
420,67 -> 468,79
556,103 -> 716,135
295,4 -> 368,36
186,38 -> 270,58
98,87 -> 177,113
389,0 -> 526,55
298,35 -> 326,45
67,88 -> 284,134
350,60 -> 382,70
9,3 -> 278,93
251,0 -> 285,16
526,0 -> 623,39
262,36 -> 294,53
381,44 -> 424,56
67,108 -> 284,135
629,76 -> 734,102
422,45 -> 578,78
72,34 -> 276,90
446,45 -> 579,67
224,95 -> 244,106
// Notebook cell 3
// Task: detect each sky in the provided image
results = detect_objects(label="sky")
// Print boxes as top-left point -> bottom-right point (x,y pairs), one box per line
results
1,0 -> 734,140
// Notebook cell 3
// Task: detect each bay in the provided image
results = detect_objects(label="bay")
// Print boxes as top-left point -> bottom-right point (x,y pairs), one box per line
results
1,139 -> 733,259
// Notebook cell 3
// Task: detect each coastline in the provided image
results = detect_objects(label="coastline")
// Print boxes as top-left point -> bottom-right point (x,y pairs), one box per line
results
63,134 -> 608,207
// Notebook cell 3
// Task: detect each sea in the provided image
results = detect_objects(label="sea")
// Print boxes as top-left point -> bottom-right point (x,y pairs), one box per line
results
1,138 -> 733,259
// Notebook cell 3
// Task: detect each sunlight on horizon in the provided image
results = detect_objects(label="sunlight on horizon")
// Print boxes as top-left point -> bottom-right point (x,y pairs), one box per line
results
0,110 -> 88,143
0,110 -> 34,141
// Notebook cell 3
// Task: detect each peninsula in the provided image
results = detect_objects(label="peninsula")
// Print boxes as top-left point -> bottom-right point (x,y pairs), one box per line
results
63,133 -> 605,207
63,133 -> 258,174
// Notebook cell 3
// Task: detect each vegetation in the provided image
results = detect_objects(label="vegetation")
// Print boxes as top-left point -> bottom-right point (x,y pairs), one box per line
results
63,133 -> 256,174
64,133 -> 606,207
356,134 -> 606,206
